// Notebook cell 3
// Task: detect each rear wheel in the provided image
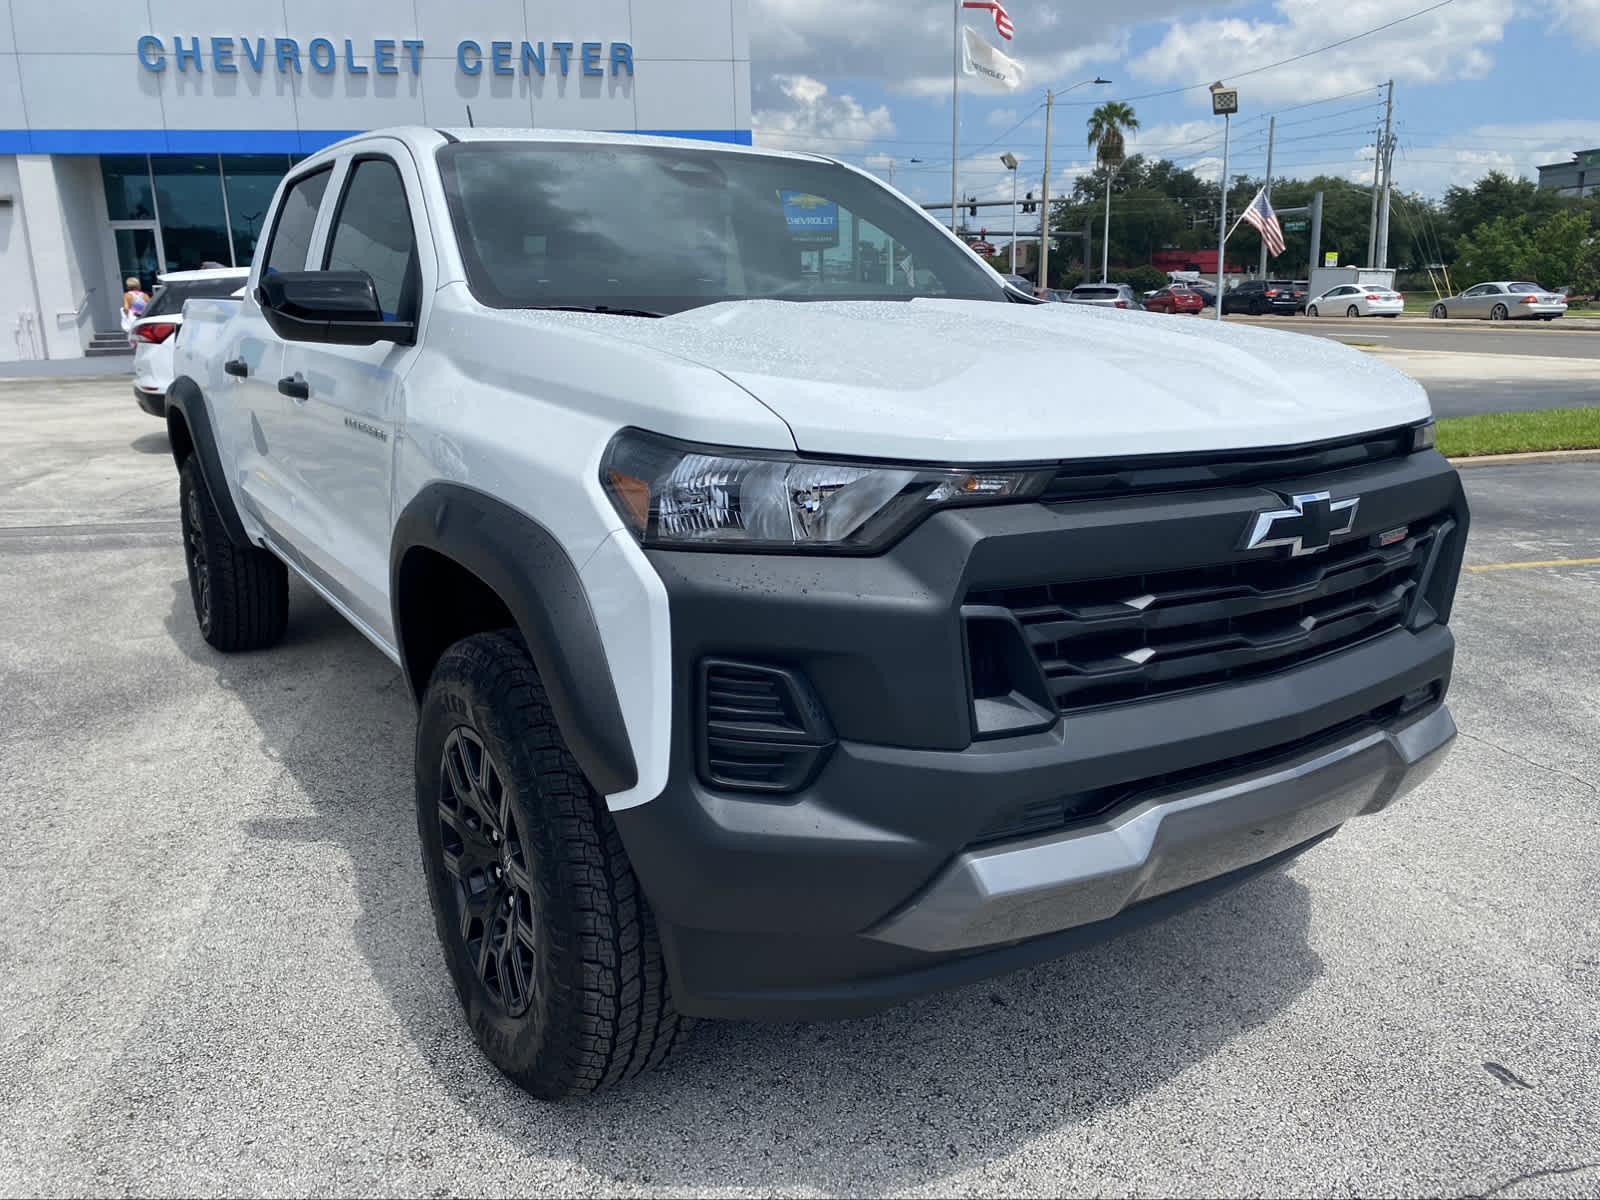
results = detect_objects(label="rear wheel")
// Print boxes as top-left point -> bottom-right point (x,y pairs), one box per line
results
1490,304 -> 1509,321
415,630 -> 691,1101
178,456 -> 288,652
1431,304 -> 1448,319
1346,305 -> 1361,318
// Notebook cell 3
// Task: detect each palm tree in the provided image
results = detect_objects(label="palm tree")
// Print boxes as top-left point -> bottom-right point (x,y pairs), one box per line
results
1087,102 -> 1140,281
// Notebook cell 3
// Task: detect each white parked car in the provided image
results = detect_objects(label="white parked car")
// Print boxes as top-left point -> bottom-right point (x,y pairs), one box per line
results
1305,284 -> 1405,319
129,268 -> 249,415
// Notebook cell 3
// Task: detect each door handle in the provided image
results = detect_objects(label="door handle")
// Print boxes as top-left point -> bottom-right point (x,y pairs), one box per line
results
277,374 -> 310,401
223,358 -> 249,378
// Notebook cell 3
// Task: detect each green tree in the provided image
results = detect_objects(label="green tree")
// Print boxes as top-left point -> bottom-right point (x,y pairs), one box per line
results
1527,209 -> 1598,293
1453,216 -> 1534,282
1440,172 -> 1563,259
1085,102 -> 1141,280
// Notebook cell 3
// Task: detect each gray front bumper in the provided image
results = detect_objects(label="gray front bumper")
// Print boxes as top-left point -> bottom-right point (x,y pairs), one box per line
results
868,705 -> 1456,953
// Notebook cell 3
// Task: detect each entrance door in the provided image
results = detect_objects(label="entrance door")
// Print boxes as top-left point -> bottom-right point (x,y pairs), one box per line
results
110,222 -> 167,303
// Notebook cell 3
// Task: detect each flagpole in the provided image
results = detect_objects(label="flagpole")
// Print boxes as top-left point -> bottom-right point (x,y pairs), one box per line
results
951,0 -> 961,234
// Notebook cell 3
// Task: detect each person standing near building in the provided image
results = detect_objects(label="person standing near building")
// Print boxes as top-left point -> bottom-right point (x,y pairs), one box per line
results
121,276 -> 150,342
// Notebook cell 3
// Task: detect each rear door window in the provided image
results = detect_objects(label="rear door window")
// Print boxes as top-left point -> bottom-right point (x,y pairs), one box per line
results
262,168 -> 333,276
145,277 -> 248,318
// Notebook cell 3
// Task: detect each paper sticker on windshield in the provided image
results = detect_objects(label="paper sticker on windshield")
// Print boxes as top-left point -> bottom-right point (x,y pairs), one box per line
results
782,191 -> 840,249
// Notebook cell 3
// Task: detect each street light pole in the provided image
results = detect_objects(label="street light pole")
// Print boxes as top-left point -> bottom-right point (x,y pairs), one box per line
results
1209,81 -> 1238,323
1001,152 -> 1019,274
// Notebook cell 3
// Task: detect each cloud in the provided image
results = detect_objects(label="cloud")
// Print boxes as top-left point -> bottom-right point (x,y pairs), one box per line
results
748,0 -> 1210,94
751,75 -> 897,153
1548,0 -> 1600,49
1390,119 -> 1600,197
1129,0 -> 1518,106
987,107 -> 1020,128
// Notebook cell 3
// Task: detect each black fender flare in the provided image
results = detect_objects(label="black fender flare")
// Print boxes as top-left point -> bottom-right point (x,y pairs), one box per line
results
391,483 -> 639,796
165,376 -> 249,546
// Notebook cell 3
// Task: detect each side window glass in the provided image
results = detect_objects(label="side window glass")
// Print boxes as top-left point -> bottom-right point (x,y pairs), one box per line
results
325,159 -> 420,321
262,168 -> 332,275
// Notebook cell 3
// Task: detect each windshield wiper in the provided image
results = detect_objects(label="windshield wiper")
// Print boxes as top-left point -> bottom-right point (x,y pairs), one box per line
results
528,304 -> 666,318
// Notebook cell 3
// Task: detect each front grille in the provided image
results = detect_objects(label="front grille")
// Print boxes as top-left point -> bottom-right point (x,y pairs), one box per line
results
967,517 -> 1448,713
1038,427 -> 1412,503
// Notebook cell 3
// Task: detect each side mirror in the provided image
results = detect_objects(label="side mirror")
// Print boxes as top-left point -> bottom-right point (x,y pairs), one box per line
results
256,270 -> 415,347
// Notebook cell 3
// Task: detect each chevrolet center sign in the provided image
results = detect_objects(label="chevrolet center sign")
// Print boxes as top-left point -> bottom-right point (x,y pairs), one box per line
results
135,36 -> 637,78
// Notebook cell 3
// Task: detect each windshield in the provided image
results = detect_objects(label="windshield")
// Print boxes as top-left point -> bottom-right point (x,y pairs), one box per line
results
1072,287 -> 1120,298
437,142 -> 1007,314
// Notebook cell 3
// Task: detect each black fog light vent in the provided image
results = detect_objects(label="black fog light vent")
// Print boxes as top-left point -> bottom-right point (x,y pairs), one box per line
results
698,660 -> 835,794
963,607 -> 1057,739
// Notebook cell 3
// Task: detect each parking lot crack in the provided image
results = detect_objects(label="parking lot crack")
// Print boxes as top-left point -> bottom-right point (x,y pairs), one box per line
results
1458,731 -> 1598,796
1462,1161 -> 1600,1199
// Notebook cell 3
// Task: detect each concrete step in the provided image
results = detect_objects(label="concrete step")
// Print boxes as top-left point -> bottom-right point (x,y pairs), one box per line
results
86,344 -> 133,358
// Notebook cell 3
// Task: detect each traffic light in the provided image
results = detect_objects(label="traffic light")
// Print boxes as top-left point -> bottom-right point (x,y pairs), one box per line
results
969,198 -> 978,218
1023,191 -> 1035,213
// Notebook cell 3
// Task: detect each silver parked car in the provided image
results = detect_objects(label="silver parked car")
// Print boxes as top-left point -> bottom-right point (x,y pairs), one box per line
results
1430,281 -> 1568,321
1064,282 -> 1144,310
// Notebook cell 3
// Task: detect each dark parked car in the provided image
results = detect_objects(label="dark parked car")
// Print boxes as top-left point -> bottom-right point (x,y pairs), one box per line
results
1222,279 -> 1304,316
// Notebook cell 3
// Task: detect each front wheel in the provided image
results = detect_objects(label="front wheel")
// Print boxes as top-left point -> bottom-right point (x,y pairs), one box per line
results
1346,305 -> 1361,318
1431,304 -> 1448,319
415,631 -> 691,1101
1490,304 -> 1509,321
178,456 -> 288,652
1307,304 -> 1320,317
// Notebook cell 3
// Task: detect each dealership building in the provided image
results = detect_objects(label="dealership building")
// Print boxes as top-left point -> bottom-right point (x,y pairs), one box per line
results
0,0 -> 752,362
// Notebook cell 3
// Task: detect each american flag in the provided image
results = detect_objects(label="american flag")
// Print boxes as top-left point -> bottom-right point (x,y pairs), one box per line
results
962,0 -> 1014,40
1242,187 -> 1286,257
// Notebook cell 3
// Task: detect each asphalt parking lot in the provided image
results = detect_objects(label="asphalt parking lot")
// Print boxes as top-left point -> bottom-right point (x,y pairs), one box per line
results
2,378 -> 1597,1198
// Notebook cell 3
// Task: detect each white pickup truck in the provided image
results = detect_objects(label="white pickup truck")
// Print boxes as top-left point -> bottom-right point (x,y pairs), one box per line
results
169,127 -> 1468,1100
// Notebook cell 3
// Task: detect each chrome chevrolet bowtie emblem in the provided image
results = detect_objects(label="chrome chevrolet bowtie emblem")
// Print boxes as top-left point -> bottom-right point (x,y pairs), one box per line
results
1244,491 -> 1359,556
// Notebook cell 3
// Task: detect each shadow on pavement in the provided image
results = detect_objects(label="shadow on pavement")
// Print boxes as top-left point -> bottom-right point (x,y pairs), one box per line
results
130,431 -> 170,455
165,575 -> 1326,1193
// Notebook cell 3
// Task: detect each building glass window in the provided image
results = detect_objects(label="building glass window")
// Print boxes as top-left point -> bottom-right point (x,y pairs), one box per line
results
102,155 -> 156,221
148,154 -> 232,271
222,155 -> 294,267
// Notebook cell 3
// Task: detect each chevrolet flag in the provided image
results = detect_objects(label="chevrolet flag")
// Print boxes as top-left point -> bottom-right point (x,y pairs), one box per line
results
961,26 -> 1024,91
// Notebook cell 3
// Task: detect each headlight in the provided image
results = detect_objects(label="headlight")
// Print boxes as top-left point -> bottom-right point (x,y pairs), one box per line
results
1409,420 -> 1437,452
601,428 -> 1049,552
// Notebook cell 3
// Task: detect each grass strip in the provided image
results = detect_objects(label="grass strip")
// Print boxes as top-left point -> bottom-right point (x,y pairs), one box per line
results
1436,406 -> 1600,456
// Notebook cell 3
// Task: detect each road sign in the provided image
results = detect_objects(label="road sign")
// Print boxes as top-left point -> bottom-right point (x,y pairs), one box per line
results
1324,251 -> 1339,267
1283,219 -> 1307,232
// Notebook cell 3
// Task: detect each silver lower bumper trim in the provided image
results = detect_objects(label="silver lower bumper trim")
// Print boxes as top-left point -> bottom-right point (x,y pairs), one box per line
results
868,705 -> 1456,953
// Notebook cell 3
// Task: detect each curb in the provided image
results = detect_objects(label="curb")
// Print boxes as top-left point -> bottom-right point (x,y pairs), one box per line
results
1448,449 -> 1600,467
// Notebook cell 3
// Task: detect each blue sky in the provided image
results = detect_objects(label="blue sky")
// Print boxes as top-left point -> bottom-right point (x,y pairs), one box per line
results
748,0 -> 1600,210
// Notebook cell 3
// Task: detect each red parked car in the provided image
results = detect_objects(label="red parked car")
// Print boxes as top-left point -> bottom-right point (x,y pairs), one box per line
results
1143,287 -> 1205,315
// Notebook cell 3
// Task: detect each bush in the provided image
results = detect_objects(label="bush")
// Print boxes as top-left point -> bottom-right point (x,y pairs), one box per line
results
1108,265 -> 1171,294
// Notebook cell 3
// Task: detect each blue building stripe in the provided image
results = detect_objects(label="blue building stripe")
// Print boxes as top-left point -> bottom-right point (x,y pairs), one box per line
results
1,128 -> 753,155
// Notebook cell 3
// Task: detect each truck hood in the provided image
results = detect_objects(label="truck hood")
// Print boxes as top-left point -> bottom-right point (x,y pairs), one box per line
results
541,298 -> 1433,462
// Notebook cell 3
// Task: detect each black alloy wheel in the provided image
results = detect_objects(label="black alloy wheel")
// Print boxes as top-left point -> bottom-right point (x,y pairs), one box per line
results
437,726 -> 538,1018
182,480 -> 212,637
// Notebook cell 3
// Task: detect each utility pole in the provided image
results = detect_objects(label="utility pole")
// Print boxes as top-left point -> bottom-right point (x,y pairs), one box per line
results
1367,79 -> 1392,267
1376,129 -> 1397,270
1258,115 -> 1276,278
1307,190 -> 1324,284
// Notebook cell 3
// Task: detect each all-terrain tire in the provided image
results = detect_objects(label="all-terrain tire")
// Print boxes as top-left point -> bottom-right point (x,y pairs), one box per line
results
179,455 -> 288,652
415,630 -> 692,1101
